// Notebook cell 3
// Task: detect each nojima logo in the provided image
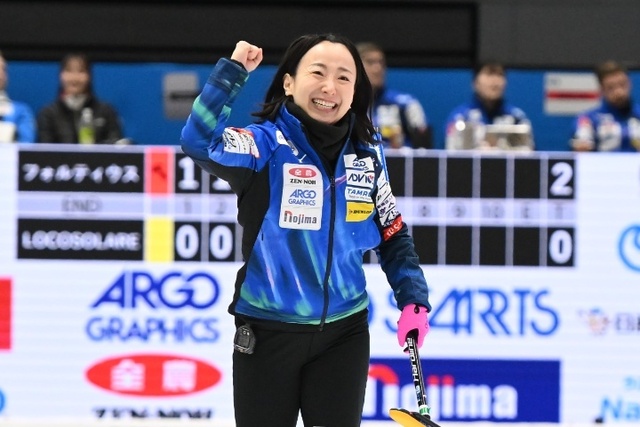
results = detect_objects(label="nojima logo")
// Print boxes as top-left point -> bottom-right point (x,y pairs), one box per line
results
0,278 -> 11,350
619,225 -> 640,272
86,353 -> 222,397
363,358 -> 560,422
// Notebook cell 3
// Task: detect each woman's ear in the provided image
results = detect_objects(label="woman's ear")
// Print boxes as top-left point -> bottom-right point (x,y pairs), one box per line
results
283,73 -> 292,96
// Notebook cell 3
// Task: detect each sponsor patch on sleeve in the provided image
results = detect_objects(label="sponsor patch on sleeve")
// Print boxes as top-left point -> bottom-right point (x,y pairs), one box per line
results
222,127 -> 260,158
375,172 -> 399,225
382,215 -> 403,240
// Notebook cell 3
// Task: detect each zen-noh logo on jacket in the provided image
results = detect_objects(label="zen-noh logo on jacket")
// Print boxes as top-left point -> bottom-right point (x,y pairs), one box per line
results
86,353 -> 221,396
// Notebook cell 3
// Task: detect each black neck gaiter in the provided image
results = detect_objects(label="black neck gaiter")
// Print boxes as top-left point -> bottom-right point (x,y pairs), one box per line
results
286,100 -> 349,171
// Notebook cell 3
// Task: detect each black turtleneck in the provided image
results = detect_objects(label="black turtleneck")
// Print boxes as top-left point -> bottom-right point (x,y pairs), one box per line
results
475,93 -> 505,122
610,100 -> 632,116
286,100 -> 349,173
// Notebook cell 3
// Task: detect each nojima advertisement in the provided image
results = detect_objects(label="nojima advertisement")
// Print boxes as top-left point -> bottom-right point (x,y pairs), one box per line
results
0,144 -> 639,424
364,358 -> 560,422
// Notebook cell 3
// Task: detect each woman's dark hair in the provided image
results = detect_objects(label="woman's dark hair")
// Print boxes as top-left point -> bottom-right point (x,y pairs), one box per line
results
253,33 -> 376,144
59,52 -> 94,95
473,60 -> 505,79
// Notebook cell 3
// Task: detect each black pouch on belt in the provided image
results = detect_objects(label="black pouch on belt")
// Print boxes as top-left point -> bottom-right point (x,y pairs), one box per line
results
233,324 -> 256,354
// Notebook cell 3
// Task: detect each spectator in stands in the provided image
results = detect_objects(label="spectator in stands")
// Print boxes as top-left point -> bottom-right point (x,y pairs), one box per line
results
570,60 -> 640,152
37,52 -> 124,144
0,50 -> 36,143
445,61 -> 533,151
356,42 -> 432,149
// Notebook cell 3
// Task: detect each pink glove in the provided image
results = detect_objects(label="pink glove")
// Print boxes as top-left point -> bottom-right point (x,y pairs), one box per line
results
397,303 -> 429,348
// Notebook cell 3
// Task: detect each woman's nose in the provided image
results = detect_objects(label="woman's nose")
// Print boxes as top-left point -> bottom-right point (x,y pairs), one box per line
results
322,78 -> 336,94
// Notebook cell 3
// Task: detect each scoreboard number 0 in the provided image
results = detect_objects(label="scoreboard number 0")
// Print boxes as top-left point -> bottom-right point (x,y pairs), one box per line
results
209,225 -> 234,260
174,222 -> 236,261
547,228 -> 574,266
175,223 -> 200,259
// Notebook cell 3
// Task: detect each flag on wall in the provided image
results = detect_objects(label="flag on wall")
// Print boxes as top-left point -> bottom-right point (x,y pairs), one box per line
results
544,72 -> 600,115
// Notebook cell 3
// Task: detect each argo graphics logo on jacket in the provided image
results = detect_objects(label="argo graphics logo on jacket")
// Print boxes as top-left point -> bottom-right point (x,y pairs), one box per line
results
364,358 -> 560,422
86,353 -> 222,396
0,278 -> 11,350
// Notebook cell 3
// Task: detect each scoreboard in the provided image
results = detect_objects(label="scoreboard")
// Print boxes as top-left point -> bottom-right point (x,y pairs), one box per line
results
16,145 -> 575,267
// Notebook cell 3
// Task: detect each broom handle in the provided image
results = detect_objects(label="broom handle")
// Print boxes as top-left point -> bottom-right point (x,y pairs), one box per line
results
406,330 -> 431,417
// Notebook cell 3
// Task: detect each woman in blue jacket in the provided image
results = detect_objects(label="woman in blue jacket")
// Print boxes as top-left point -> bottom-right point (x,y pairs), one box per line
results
181,33 -> 431,427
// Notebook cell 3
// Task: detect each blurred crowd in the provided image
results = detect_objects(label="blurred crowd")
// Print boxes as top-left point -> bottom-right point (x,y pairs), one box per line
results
1,46 -> 638,152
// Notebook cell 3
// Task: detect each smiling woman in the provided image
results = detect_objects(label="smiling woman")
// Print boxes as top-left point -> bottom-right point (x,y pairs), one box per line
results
282,41 -> 356,125
180,33 -> 432,427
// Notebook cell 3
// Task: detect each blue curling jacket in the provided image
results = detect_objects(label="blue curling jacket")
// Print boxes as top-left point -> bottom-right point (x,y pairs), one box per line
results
444,95 -> 531,150
181,58 -> 430,325
371,87 -> 430,148
0,95 -> 36,142
570,99 -> 640,152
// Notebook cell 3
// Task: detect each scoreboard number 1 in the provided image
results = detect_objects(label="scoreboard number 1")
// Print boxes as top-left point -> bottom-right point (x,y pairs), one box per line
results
177,156 -> 200,191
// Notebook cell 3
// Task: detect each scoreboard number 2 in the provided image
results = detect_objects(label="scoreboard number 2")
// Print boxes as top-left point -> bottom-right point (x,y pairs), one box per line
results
549,160 -> 575,198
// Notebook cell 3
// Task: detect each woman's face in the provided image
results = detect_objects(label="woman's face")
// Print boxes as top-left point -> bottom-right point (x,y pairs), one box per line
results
474,68 -> 506,102
360,49 -> 386,91
283,41 -> 356,125
60,58 -> 90,96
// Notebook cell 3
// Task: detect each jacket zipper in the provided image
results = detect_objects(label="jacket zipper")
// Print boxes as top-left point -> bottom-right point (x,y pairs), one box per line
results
296,122 -> 343,332
318,175 -> 336,331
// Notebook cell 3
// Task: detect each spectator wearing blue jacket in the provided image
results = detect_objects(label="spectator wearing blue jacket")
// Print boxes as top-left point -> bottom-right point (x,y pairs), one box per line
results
445,61 -> 533,151
356,42 -> 432,149
0,51 -> 36,143
570,60 -> 640,152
